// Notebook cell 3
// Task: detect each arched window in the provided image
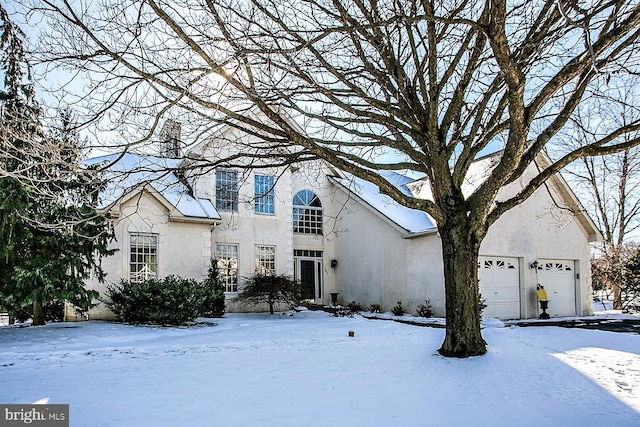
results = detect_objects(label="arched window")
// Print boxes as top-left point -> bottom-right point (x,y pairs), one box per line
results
293,190 -> 323,235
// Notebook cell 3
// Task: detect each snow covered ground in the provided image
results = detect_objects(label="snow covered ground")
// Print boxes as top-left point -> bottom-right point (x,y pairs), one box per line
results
1,310 -> 639,427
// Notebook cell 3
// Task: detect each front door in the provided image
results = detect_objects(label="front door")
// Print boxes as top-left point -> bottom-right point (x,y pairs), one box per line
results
294,250 -> 323,304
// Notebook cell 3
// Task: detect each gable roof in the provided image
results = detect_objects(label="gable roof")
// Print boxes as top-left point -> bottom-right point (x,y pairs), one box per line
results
86,153 -> 221,222
330,152 -> 601,242
330,171 -> 437,235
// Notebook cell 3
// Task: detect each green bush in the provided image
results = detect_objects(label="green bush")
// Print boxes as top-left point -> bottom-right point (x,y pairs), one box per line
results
416,299 -> 433,318
391,301 -> 405,316
479,294 -> 488,320
347,301 -> 363,313
200,259 -> 226,318
104,275 -> 210,326
368,303 -> 381,313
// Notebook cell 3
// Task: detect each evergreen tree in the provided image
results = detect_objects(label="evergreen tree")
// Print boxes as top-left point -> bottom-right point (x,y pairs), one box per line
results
0,7 -> 115,325
621,250 -> 640,311
200,259 -> 226,318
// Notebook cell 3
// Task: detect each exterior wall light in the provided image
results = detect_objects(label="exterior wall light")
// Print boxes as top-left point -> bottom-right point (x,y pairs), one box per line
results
331,259 -> 338,268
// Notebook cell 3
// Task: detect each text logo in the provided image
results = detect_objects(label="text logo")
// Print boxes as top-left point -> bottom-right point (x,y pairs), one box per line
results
0,405 -> 68,426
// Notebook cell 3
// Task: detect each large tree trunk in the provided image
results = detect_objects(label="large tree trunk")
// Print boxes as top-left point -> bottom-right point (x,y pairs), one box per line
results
438,218 -> 487,357
32,302 -> 45,326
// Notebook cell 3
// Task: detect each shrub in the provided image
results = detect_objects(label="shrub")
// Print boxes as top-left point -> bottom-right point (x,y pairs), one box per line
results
347,301 -> 363,313
333,307 -> 353,318
391,301 -> 405,316
104,275 -> 208,326
237,274 -> 300,314
200,259 -> 226,318
479,294 -> 488,320
416,299 -> 433,318
368,303 -> 381,313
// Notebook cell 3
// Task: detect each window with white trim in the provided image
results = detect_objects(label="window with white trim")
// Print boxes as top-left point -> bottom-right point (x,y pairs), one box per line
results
254,175 -> 275,215
215,243 -> 239,293
129,234 -> 158,283
255,245 -> 276,275
293,190 -> 323,235
216,170 -> 238,212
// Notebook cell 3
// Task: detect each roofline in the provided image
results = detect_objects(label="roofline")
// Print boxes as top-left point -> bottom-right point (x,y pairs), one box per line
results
328,176 -> 437,237
401,228 -> 440,239
184,105 -> 306,162
99,185 -> 221,224
535,152 -> 602,243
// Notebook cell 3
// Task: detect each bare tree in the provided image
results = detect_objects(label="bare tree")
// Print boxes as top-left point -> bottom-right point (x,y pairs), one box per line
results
20,0 -> 640,357
563,98 -> 640,309
578,149 -> 640,308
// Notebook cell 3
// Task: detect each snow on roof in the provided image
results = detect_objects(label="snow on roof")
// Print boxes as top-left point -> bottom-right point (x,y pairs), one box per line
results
332,171 -> 436,234
460,153 -> 501,197
331,153 -> 505,234
85,153 -> 220,220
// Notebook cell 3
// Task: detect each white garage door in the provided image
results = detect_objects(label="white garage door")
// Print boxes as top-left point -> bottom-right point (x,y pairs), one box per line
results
536,259 -> 576,317
478,256 -> 521,320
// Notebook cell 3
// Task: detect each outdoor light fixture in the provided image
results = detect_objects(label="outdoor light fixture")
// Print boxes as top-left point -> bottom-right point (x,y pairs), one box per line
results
331,259 -> 338,268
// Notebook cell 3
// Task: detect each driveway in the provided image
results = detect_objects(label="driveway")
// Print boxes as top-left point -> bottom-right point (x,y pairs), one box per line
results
512,318 -> 640,334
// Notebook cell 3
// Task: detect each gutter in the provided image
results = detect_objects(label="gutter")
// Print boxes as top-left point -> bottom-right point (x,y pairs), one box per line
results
401,228 -> 439,239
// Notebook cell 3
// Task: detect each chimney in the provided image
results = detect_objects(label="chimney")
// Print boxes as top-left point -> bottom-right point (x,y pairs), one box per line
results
160,120 -> 181,158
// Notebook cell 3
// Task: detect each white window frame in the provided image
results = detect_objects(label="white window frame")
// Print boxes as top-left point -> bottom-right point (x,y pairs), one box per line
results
129,233 -> 158,283
216,169 -> 239,212
293,190 -> 323,235
254,174 -> 275,215
255,245 -> 276,275
215,243 -> 239,293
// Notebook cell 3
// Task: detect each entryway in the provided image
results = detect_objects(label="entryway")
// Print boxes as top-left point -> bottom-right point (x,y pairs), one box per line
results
294,250 -> 324,304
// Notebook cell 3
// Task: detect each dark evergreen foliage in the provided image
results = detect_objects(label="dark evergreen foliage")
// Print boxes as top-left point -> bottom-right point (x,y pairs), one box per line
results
0,7 -> 115,325
104,274 -> 223,325
622,251 -> 640,310
416,300 -> 433,318
104,276 -> 201,325
200,259 -> 226,317
391,301 -> 405,316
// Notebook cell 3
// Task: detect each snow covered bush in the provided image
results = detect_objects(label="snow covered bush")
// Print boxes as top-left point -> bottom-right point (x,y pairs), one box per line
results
104,275 -> 213,325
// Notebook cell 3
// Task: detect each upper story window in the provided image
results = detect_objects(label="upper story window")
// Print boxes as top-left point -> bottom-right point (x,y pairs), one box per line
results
254,175 -> 275,215
293,190 -> 323,235
129,234 -> 158,283
216,170 -> 238,212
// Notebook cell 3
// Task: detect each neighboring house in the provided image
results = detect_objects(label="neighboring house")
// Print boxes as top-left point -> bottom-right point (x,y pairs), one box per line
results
67,120 -> 600,321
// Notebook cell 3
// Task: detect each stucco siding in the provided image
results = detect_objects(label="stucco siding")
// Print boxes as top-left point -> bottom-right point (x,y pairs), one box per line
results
328,173 -> 593,319
481,183 -> 592,318
67,191 -> 213,321
331,187 -> 408,311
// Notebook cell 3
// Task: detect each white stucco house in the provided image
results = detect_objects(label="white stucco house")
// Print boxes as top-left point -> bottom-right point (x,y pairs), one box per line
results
68,119 -> 601,321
